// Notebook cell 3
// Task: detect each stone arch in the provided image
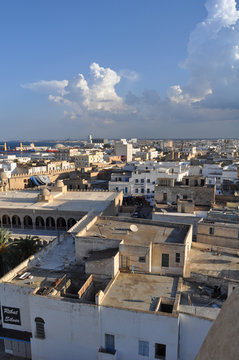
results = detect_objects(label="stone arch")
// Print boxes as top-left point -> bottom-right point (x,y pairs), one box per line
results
57,217 -> 66,230
67,218 -> 76,230
2,214 -> 11,227
36,216 -> 45,229
46,217 -> 55,230
24,215 -> 33,229
12,215 -> 21,228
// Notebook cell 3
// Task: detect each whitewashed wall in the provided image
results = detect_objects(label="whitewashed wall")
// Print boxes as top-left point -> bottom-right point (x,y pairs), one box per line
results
100,306 -> 179,360
179,313 -> 213,360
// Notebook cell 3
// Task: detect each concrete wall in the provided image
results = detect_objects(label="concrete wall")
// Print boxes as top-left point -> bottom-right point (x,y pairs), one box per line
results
75,237 -> 122,263
151,243 -> 185,276
197,222 -> 239,249
0,283 -> 33,332
103,192 -> 123,216
100,306 -> 179,360
85,253 -> 119,277
179,313 -> 213,360
155,185 -> 215,206
177,200 -> 194,214
119,243 -> 151,272
152,212 -> 201,236
183,225 -> 193,277
29,295 -> 99,360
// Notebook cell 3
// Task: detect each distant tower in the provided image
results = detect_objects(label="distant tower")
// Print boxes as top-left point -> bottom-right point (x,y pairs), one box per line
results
88,134 -> 92,144
20,142 -> 23,152
4,142 -> 7,151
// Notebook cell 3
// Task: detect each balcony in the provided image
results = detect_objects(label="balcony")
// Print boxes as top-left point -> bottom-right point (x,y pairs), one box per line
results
98,348 -> 117,360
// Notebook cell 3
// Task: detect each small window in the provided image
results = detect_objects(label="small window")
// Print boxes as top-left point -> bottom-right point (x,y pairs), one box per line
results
147,189 -> 150,193
139,340 -> 149,356
147,179 -> 150,183
35,317 -> 45,339
209,227 -> 214,235
152,181 -> 155,185
135,188 -> 138,193
175,253 -> 180,263
185,179 -> 189,185
115,187 -> 119,192
141,179 -> 144,183
162,254 -> 169,267
155,343 -> 166,359
135,179 -> 139,183
139,256 -> 146,263
105,334 -> 115,354
141,188 -> 144,194
183,195 -> 187,200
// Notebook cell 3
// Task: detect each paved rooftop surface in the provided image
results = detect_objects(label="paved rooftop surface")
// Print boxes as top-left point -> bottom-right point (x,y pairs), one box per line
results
0,190 -> 117,213
189,247 -> 239,280
86,218 -> 187,245
101,272 -> 176,312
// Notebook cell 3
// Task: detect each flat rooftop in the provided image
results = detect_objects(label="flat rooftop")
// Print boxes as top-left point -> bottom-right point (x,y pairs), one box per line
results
189,247 -> 239,281
85,217 -> 188,245
201,219 -> 239,228
0,190 -> 118,213
101,272 -> 177,313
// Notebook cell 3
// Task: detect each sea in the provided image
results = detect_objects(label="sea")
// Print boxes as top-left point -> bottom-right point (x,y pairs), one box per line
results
0,140 -> 86,156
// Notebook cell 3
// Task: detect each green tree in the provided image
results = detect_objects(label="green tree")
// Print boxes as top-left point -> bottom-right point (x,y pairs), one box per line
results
0,228 -> 12,276
8,235 -> 42,265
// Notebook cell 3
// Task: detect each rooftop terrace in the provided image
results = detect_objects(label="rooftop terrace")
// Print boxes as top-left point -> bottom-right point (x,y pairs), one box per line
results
101,272 -> 178,313
85,217 -> 188,245
0,190 -> 118,213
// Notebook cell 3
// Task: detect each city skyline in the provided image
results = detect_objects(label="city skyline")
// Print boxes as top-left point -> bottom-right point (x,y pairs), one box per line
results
1,0 -> 239,140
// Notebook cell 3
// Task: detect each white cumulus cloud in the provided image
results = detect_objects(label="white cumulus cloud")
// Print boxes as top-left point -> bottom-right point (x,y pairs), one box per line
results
170,0 -> 239,108
23,63 -> 130,115
21,80 -> 68,96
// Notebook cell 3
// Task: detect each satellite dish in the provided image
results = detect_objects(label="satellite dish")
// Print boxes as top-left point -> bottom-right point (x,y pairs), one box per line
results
130,224 -> 138,232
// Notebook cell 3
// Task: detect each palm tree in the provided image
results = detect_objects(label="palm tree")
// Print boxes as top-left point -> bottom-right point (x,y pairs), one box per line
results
0,228 -> 12,276
8,235 -> 43,264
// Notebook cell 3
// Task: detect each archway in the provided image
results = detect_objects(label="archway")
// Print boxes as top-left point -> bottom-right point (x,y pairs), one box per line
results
67,218 -> 76,230
57,217 -> 66,230
36,216 -> 45,229
2,215 -> 11,227
46,217 -> 55,230
12,215 -> 21,228
24,215 -> 33,229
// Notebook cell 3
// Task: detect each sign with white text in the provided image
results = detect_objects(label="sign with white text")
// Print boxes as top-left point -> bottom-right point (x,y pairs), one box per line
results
2,306 -> 21,325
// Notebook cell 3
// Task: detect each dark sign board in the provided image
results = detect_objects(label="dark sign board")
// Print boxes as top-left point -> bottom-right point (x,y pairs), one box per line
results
2,306 -> 21,326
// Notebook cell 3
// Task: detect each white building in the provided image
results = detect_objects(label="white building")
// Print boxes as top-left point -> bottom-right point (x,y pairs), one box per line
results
0,161 -> 17,178
108,162 -> 189,205
0,215 -> 222,360
115,141 -> 133,162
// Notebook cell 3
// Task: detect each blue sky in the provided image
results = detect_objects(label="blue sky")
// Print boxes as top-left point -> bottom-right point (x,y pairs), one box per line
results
0,0 -> 239,140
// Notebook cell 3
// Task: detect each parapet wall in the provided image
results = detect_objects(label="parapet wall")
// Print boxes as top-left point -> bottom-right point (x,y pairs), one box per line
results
9,169 -> 76,190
